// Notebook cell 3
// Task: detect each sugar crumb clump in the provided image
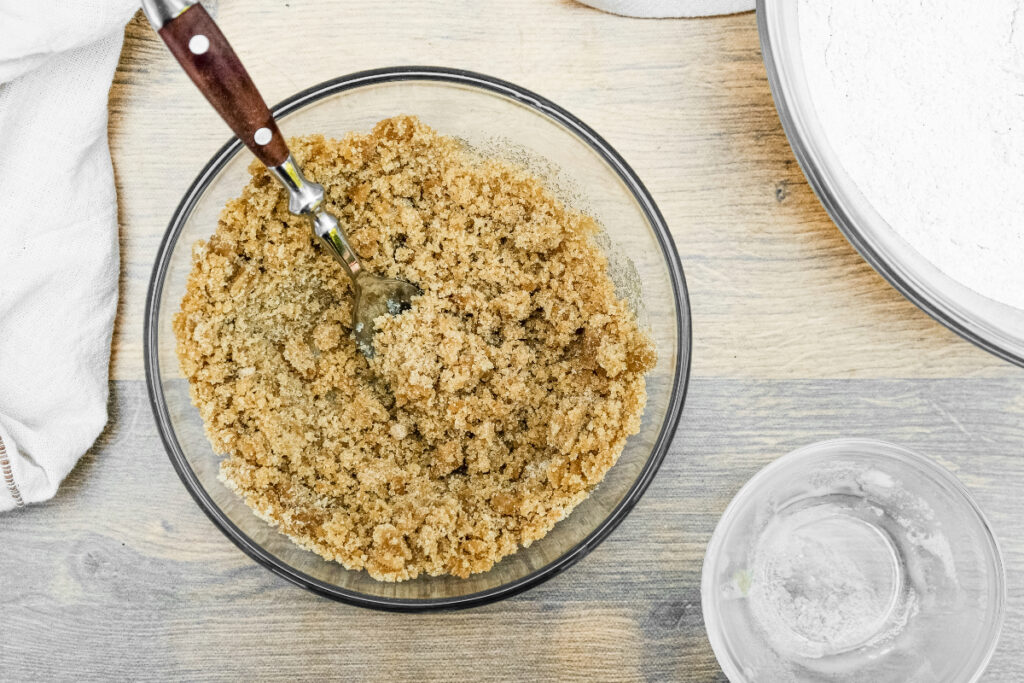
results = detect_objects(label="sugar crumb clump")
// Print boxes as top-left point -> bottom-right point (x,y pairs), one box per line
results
174,116 -> 655,581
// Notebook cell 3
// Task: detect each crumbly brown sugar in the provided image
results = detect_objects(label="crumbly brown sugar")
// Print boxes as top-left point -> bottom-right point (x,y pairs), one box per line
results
175,116 -> 655,581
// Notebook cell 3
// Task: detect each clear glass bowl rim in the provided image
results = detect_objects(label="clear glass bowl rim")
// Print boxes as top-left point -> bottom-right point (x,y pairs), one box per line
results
701,437 -> 1007,682
143,66 -> 692,611
757,1 -> 1024,367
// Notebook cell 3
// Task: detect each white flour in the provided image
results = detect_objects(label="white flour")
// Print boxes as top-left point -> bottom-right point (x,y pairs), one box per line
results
798,1 -> 1024,310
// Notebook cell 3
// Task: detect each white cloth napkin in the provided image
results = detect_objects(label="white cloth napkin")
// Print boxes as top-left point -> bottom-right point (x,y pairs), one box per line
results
0,0 -> 139,511
576,0 -> 753,17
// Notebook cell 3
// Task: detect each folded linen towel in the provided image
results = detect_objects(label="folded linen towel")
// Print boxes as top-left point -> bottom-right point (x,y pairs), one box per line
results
0,0 -> 139,511
576,0 -> 754,18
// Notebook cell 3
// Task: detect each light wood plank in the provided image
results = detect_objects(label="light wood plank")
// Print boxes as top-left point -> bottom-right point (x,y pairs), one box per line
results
2,379 -> 1023,681
107,2 -> 1021,383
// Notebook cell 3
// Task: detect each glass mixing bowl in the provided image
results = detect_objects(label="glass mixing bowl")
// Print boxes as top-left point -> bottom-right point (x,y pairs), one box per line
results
758,1 -> 1024,366
144,67 -> 691,610
702,439 -> 1005,682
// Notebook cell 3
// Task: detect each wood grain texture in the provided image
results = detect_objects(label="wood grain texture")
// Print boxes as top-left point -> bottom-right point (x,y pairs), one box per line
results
4,1 -> 1024,680
107,0 -> 1023,382
3,379 -> 1024,681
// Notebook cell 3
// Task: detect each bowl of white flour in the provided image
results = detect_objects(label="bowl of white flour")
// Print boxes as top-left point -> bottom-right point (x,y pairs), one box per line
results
758,0 -> 1024,365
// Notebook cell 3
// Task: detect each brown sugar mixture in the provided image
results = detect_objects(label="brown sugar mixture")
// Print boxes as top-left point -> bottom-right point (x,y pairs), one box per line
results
175,116 -> 656,581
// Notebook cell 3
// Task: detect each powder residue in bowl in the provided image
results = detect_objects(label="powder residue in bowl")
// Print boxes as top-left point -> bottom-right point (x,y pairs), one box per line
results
173,116 -> 655,581
799,0 -> 1024,309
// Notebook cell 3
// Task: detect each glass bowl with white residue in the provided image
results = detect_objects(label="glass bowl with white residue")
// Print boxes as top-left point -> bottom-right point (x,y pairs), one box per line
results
702,439 -> 1005,682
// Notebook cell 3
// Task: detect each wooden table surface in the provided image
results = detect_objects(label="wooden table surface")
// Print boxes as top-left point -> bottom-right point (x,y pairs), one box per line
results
4,2 -> 1023,680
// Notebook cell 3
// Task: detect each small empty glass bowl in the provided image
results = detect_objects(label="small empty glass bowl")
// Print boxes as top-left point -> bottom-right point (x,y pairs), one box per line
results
144,67 -> 691,610
702,439 -> 1005,682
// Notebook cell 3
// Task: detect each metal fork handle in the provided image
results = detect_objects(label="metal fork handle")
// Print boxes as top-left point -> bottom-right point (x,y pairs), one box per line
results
268,157 -> 364,281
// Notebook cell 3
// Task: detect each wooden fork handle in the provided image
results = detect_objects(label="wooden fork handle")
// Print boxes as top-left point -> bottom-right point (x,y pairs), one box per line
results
154,3 -> 289,167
